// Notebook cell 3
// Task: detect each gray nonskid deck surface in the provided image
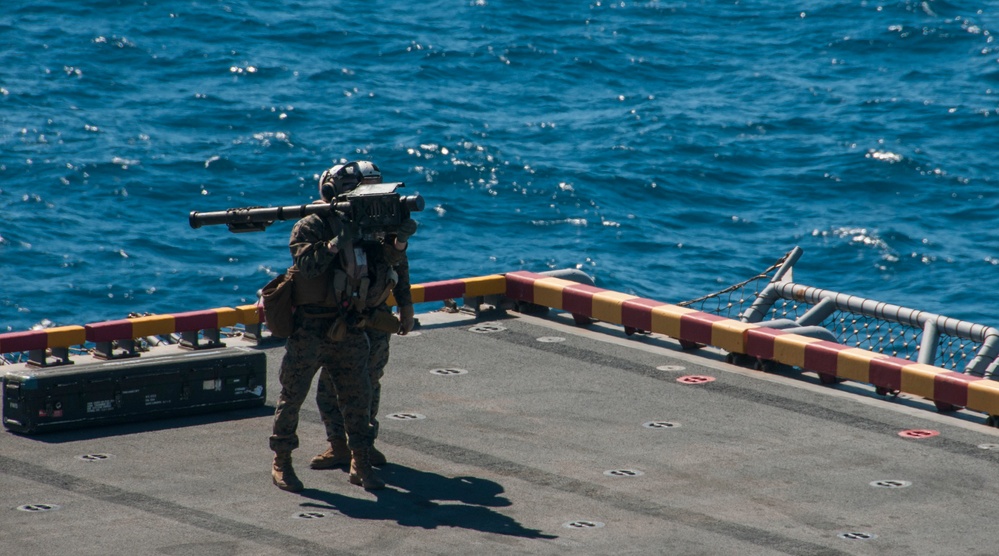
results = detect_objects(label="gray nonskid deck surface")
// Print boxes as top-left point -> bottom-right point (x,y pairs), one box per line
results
3,309 -> 999,555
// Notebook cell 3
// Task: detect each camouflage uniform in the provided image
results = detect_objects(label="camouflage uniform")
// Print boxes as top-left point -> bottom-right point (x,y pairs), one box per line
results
269,211 -> 376,454
316,241 -> 411,445
270,314 -> 374,452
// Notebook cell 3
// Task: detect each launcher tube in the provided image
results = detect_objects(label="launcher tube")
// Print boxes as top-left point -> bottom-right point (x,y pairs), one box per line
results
189,203 -> 331,229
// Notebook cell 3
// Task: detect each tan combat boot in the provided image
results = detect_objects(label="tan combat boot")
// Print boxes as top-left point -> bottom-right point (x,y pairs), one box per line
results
348,447 -> 386,490
310,437 -> 351,469
272,452 -> 304,492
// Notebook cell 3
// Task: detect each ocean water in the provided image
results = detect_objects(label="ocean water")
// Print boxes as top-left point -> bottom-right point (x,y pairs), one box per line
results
2,0 -> 998,334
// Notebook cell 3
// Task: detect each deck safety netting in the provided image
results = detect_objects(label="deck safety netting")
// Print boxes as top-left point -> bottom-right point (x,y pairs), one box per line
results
677,252 -> 791,322
679,250 -> 987,375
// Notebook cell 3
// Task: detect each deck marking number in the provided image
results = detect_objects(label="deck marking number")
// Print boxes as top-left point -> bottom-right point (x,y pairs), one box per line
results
564,520 -> 605,529
870,480 -> 911,488
677,375 -> 715,384
604,469 -> 644,477
17,504 -> 60,513
387,412 -> 426,420
293,512 -> 326,520
470,323 -> 506,334
430,368 -> 468,376
656,365 -> 686,372
643,421 -> 680,429
838,532 -> 877,540
898,429 -> 939,439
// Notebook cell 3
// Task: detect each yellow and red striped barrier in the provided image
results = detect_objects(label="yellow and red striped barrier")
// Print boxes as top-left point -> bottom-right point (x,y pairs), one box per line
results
390,274 -> 506,306
3,270 -> 998,422
505,271 -> 756,353
0,307 -> 265,364
0,326 -> 86,355
82,308 -> 249,344
502,270 -> 999,421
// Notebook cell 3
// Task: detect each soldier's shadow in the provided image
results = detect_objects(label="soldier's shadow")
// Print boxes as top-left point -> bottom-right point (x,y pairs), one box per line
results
299,464 -> 557,539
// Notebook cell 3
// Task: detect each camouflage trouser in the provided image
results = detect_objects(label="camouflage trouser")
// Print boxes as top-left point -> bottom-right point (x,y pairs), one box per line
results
316,328 -> 389,443
269,314 -> 374,453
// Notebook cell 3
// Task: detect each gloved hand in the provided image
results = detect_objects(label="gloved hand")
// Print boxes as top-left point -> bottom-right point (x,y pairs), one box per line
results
325,217 -> 356,254
396,218 -> 418,243
398,304 -> 415,335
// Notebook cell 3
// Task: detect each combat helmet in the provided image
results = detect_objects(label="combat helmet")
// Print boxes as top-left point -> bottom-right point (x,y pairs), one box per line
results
354,160 -> 382,184
318,163 -> 361,202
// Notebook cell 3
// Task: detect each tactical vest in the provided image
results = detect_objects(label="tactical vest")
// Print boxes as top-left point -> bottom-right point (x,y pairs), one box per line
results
292,239 -> 397,312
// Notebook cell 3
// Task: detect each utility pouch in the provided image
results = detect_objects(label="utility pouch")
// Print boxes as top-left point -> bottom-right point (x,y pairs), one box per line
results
326,317 -> 348,342
332,269 -> 349,305
260,268 -> 296,338
362,308 -> 401,334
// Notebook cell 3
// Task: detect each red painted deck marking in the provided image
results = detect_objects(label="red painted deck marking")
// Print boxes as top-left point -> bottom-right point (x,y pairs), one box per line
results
898,429 -> 940,439
676,375 -> 716,384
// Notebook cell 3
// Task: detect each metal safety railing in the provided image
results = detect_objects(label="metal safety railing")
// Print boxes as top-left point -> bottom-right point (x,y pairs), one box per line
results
6,248 -> 999,380
681,247 -> 999,379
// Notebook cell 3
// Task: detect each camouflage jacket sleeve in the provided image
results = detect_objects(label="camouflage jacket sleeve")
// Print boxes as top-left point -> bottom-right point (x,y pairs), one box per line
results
289,213 -> 344,279
387,244 -> 413,307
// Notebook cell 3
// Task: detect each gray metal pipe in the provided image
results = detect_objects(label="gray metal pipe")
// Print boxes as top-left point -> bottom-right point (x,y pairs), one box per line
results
739,247 -> 803,324
771,282 -> 993,340
796,298 -> 837,327
770,246 -> 803,284
539,268 -> 596,286
917,320 -> 939,367
771,281 -> 999,376
970,332 -> 999,378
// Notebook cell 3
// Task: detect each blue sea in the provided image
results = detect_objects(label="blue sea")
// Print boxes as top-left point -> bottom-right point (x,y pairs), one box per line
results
2,0 -> 998,334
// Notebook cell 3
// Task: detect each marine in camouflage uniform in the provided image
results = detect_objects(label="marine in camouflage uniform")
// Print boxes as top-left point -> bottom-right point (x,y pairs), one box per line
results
270,160 -> 416,492
313,240 -> 413,468
271,311 -> 374,454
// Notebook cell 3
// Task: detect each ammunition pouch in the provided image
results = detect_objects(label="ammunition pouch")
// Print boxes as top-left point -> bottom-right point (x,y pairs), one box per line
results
359,307 -> 401,334
260,268 -> 297,338
326,316 -> 348,342
324,307 -> 398,339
